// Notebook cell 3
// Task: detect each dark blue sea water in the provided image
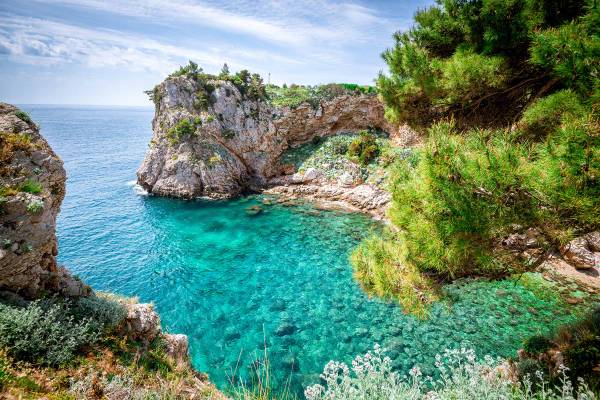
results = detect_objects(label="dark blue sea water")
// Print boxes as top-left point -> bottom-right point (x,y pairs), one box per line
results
20,105 -> 580,395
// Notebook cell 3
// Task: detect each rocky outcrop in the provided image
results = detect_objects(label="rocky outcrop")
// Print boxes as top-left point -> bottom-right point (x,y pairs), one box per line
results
137,75 -> 393,200
560,232 -> 600,269
0,103 -> 89,297
0,103 -> 199,378
265,178 -> 391,219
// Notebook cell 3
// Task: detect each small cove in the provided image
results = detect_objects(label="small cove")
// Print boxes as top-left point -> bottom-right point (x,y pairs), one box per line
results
23,105 -> 582,395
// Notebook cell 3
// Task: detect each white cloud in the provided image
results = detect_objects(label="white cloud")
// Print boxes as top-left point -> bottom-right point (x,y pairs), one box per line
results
0,14 -> 304,75
33,0 -> 400,48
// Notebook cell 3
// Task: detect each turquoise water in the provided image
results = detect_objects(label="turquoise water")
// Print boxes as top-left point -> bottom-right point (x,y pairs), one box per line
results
21,105 -> 580,394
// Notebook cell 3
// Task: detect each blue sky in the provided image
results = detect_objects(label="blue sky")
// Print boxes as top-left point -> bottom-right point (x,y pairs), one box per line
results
0,0 -> 432,106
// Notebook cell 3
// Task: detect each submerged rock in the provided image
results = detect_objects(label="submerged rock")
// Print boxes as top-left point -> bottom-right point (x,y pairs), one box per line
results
275,322 -> 297,336
245,204 -> 263,216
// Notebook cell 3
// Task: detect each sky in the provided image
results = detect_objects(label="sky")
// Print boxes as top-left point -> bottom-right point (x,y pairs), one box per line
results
0,0 -> 432,106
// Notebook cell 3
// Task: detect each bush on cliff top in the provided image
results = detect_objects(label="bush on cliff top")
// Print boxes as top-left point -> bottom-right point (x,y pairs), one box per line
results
0,294 -> 126,366
266,83 -> 376,109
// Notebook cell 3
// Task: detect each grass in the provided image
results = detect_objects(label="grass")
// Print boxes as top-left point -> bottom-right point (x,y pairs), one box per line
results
229,332 -> 296,400
19,179 -> 43,195
15,111 -> 32,124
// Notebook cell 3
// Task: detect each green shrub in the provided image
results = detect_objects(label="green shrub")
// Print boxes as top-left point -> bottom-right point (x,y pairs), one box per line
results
516,358 -> 546,382
376,0 -> 593,125
347,131 -> 380,166
266,83 -> 371,109
517,90 -> 586,140
523,335 -> 553,354
166,119 -> 199,146
26,199 -> 43,214
564,336 -> 600,379
19,180 -> 42,194
15,111 -> 32,124
530,18 -> 600,97
0,301 -> 98,366
435,49 -> 508,105
0,353 -> 12,390
0,295 -> 126,366
221,128 -> 236,139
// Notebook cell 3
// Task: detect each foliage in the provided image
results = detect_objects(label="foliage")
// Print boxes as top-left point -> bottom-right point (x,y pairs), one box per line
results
279,133 -> 390,182
0,132 -> 33,175
26,199 -> 43,214
362,0 -> 600,318
347,131 -> 380,166
305,345 -> 595,400
530,11 -> 600,97
266,83 -> 375,109
221,128 -> 236,139
519,308 -> 600,392
15,111 -> 32,124
377,0 -> 594,125
0,295 -> 126,366
20,179 -> 42,194
351,234 -> 437,318
523,335 -> 553,354
517,90 -> 586,140
166,118 -> 200,146
435,49 -> 508,105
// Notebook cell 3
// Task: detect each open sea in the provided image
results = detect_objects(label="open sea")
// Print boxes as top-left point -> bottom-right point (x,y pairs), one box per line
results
19,104 -> 580,395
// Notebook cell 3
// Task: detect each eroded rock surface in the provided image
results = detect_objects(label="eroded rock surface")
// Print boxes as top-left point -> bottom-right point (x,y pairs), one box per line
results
561,231 -> 600,269
0,104 -> 195,371
137,76 -> 393,200
0,103 -> 89,297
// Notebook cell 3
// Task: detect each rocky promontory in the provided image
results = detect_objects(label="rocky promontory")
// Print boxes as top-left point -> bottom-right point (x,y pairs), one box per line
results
0,103 -> 88,298
0,103 -> 223,399
137,68 -> 395,213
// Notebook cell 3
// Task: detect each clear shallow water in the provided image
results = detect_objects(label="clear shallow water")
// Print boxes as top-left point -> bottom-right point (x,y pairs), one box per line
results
21,105 -> 580,394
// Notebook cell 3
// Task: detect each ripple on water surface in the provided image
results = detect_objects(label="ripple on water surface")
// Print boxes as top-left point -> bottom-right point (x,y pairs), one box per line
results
23,105 -> 579,395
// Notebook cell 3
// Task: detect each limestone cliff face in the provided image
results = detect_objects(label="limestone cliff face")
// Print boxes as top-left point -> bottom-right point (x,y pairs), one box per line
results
0,103 -> 202,379
137,75 -> 393,199
0,103 -> 88,297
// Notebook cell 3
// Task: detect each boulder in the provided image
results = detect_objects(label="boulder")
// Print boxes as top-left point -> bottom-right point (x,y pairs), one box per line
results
125,303 -> 161,342
163,333 -> 189,366
561,232 -> 600,269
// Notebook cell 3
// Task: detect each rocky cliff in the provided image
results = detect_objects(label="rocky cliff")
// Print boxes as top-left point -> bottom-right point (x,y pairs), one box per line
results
0,103 -> 223,398
137,75 -> 394,200
0,103 -> 88,297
